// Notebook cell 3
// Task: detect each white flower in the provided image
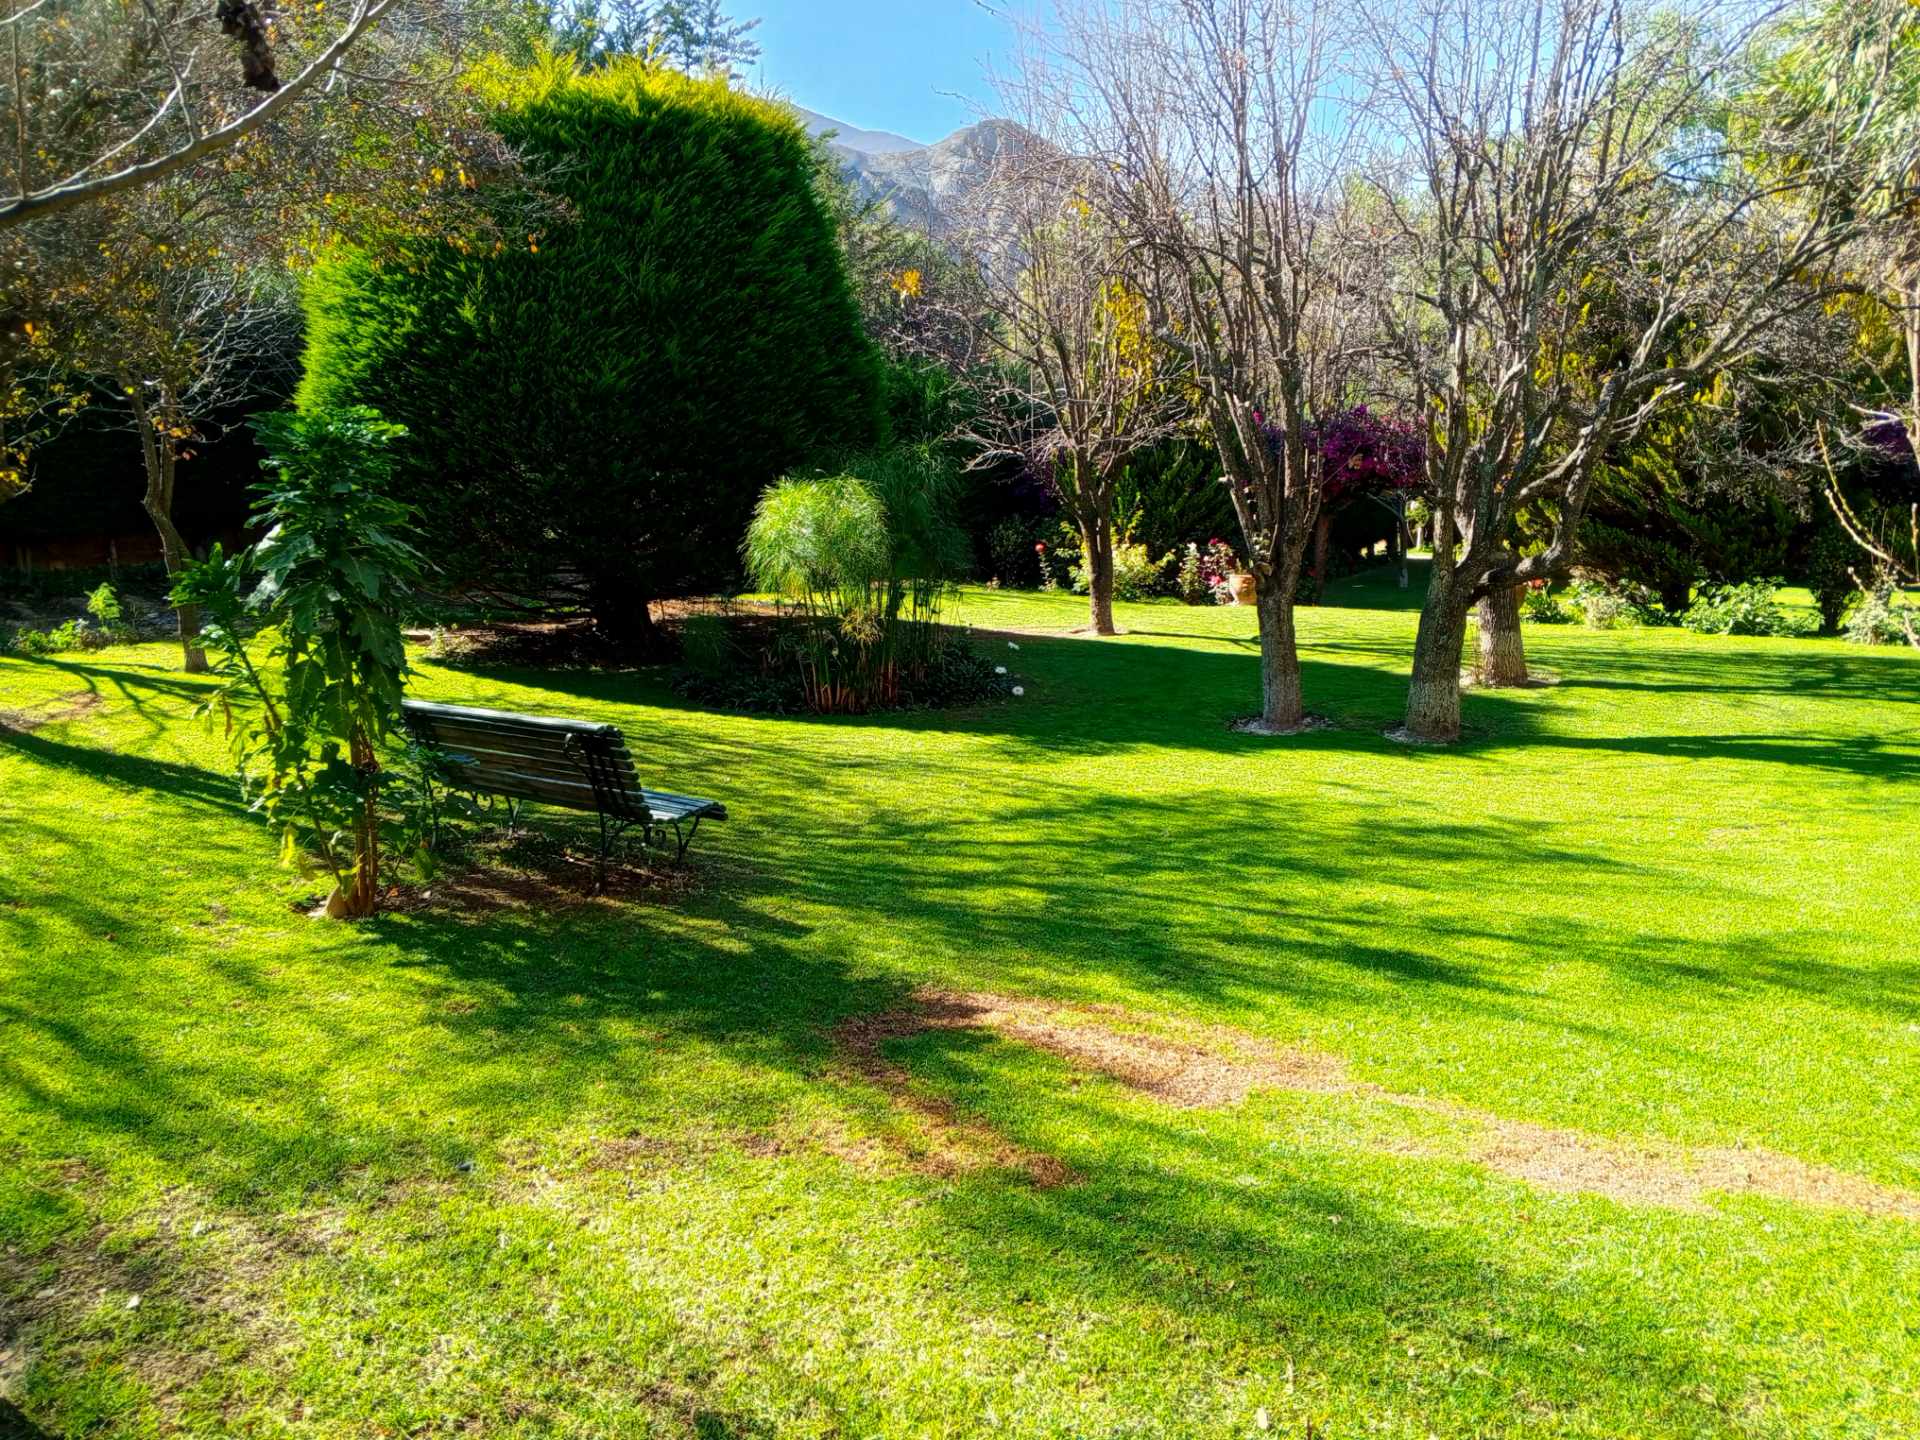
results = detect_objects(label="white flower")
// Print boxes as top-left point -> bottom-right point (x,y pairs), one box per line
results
1007,641 -> 1021,651
1011,686 -> 1026,697
995,665 -> 1008,675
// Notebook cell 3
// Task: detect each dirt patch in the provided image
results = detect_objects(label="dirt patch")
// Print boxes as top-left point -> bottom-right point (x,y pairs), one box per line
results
1686,1146 -> 1920,1221
1459,668 -> 1562,690
837,988 -> 1920,1223
0,691 -> 102,733
833,1004 -> 1077,1188
383,850 -> 702,917
1401,1108 -> 1920,1221
906,990 -> 1348,1108
1382,724 -> 1457,747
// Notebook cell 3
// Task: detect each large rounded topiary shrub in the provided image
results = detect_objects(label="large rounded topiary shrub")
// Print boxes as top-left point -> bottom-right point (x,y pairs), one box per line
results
298,54 -> 885,647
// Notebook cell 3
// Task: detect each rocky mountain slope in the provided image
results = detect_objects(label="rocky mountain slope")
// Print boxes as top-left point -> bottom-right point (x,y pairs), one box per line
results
791,105 -> 1033,238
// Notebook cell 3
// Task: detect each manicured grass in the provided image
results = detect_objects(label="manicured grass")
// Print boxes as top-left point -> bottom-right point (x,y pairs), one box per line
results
3,565 -> 1917,1438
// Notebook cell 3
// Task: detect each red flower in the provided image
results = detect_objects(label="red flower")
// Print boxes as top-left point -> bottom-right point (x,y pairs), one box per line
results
1035,542 -> 1047,552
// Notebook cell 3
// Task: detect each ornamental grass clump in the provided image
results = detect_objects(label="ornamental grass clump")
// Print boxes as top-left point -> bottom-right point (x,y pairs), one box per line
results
745,446 -> 970,713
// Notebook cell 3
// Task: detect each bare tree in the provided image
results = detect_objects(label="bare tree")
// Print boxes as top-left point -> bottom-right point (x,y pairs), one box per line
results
29,172 -> 302,668
2,0 -> 525,502
1361,0 -> 1914,741
1799,0 -> 1920,635
0,0 -> 411,231
954,134 -> 1187,635
1018,0 -> 1378,728
119,270 -> 298,672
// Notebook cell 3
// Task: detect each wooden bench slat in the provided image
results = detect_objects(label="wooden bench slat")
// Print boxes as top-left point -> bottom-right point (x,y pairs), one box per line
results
437,757 -> 631,801
433,741 -> 641,788
454,770 -> 648,817
404,700 -> 620,737
410,719 -> 634,761
644,791 -> 728,821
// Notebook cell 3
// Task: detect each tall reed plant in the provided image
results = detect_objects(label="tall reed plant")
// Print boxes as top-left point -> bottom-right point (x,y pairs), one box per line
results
745,447 -> 968,712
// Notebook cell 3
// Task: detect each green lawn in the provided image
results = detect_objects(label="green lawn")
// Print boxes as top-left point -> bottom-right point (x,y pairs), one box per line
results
3,567 -> 1917,1438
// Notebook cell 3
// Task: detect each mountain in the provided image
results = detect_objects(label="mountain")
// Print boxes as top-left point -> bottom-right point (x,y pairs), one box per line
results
787,104 -> 1037,239
789,105 -> 926,157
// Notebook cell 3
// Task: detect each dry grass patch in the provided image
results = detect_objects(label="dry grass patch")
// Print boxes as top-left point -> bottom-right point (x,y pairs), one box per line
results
833,1005 -> 1077,1188
910,989 -> 1348,1107
0,1182 -> 334,1422
837,989 -> 1920,1223
0,691 -> 102,733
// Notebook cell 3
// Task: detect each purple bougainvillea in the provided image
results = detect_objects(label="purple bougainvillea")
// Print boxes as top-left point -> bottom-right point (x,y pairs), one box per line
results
1258,404 -> 1427,507
1865,414 -> 1915,466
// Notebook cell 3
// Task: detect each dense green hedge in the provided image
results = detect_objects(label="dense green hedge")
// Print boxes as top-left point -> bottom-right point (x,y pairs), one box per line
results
299,55 -> 885,642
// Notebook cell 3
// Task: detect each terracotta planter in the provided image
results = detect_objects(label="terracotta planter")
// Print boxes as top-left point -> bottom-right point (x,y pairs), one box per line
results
1227,572 -> 1257,606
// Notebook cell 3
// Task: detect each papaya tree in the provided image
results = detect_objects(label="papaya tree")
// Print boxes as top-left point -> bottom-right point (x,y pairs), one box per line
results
174,408 -> 429,919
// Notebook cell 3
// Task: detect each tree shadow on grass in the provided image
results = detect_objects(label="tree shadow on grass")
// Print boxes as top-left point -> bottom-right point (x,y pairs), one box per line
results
880,1028 -> 1800,1435
1553,637 -> 1920,706
420,602 -> 1920,782
1,654 -> 219,745
1540,729 -> 1920,784
0,1399 -> 60,1439
0,725 -> 250,817
421,630 -> 1500,760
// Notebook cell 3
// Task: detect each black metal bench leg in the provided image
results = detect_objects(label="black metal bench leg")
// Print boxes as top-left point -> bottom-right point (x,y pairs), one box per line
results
673,816 -> 701,862
593,815 -> 640,892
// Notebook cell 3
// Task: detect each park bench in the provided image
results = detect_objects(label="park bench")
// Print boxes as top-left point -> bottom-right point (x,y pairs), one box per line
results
402,699 -> 727,864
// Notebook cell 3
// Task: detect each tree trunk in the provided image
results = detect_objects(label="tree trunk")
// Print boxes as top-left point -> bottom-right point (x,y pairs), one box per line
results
139,467 -> 207,672
1254,579 -> 1304,730
336,727 -> 381,919
1080,513 -> 1116,635
127,389 -> 207,672
1658,577 -> 1692,617
1474,583 -> 1528,686
1307,513 -> 1331,603
587,578 -> 665,656
1403,566 -> 1473,741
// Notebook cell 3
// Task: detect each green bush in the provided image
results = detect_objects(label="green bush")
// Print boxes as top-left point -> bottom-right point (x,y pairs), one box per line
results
1804,526 -> 1860,632
1520,582 -> 1576,625
1071,541 -> 1169,602
1681,579 -> 1820,638
986,516 -> 1049,589
1569,579 -> 1627,628
1845,576 -> 1916,646
299,54 -> 884,647
1112,440 -> 1236,562
3,619 -> 90,656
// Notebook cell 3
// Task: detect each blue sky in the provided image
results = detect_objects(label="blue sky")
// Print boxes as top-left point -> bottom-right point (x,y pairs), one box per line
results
742,1 -> 1017,144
